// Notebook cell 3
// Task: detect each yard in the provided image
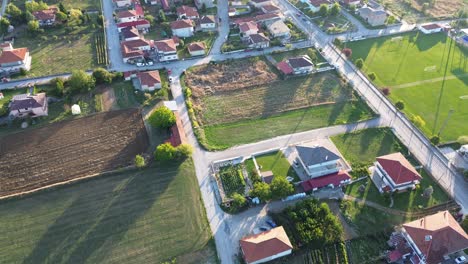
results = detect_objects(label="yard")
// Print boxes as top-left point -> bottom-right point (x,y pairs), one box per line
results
312,14 -> 355,34
346,230 -> 392,264
185,57 -> 374,149
219,164 -> 246,197
332,128 -> 450,212
178,32 -> 218,58
347,32 -> 468,142
0,160 -> 217,263
255,151 -> 300,182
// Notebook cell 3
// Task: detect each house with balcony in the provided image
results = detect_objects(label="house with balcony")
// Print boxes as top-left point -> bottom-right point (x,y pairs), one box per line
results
187,42 -> 206,56
247,33 -> 270,48
369,152 -> 422,193
296,145 -> 341,178
154,39 -> 179,61
0,43 -> 32,74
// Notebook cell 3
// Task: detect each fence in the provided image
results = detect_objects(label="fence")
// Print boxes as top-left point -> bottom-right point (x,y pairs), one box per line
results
328,44 -> 465,207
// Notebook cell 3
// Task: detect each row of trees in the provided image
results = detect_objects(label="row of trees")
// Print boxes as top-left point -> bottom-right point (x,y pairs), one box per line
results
50,68 -> 118,97
250,178 -> 294,202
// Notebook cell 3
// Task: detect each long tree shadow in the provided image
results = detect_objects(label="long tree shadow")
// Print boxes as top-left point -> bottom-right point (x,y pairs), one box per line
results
22,161 -> 180,264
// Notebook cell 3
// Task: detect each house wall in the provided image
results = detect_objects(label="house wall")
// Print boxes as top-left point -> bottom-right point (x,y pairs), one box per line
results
248,41 -> 269,49
419,27 -> 442,34
293,65 -> 313,74
201,23 -> 216,29
172,27 -> 194,37
159,53 -> 178,61
119,16 -> 139,23
248,249 -> 292,264
189,49 -> 205,56
303,159 -> 340,178
124,36 -> 141,41
374,162 -> 419,192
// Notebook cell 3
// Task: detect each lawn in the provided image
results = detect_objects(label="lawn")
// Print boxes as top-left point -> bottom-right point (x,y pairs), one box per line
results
204,100 -> 374,149
332,128 -> 450,212
0,160 -> 216,264
179,32 -> 218,58
347,32 -> 468,142
312,14 -> 355,34
43,0 -> 101,10
255,151 -> 300,182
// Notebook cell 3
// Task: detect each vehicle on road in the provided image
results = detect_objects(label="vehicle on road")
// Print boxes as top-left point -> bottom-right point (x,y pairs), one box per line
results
455,256 -> 466,264
169,77 -> 173,83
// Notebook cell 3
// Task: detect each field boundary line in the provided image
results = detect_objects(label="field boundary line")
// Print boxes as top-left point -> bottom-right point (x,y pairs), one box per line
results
392,73 -> 468,89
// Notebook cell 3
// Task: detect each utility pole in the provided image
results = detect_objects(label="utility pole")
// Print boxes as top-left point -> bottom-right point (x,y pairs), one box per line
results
437,108 -> 454,137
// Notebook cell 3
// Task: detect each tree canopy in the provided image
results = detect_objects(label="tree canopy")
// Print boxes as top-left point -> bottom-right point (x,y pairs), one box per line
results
68,70 -> 96,94
148,106 -> 176,129
270,177 -> 294,199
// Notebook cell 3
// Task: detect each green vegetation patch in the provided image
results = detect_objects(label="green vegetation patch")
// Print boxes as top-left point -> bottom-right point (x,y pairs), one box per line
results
219,165 -> 246,197
255,151 -> 299,182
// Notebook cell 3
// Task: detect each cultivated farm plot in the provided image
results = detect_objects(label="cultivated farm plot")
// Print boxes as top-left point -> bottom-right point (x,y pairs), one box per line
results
348,32 -> 468,142
0,109 -> 149,197
219,165 -> 246,197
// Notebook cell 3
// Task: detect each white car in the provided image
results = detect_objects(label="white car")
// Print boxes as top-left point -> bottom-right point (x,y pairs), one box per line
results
146,61 -> 154,66
455,256 -> 466,264
136,62 -> 144,67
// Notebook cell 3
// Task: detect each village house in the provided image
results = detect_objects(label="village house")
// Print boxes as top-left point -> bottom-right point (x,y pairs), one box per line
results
369,152 -> 422,193
301,170 -> 351,192
228,7 -> 236,17
154,39 -> 179,61
239,21 -> 259,39
342,0 -> 361,6
120,39 -> 150,63
357,4 -> 387,26
276,55 -> 314,76
300,0 -> 333,13
199,15 -> 217,30
266,20 -> 290,38
250,0 -> 272,8
117,10 -> 141,23
170,19 -> 195,37
247,33 -> 270,48
135,70 -> 162,91
0,43 -> 32,73
295,145 -> 342,177
121,27 -> 140,41
387,211 -> 468,264
261,4 -> 281,13
187,42 -> 206,56
240,226 -> 293,264
177,5 -> 199,19
419,23 -> 442,34
9,93 -> 48,118
113,0 -> 132,8
117,20 -> 151,32
32,6 -> 58,26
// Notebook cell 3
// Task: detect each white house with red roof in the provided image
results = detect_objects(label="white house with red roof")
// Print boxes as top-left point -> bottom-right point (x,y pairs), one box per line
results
170,19 -> 195,37
117,20 -> 151,32
154,39 -> 179,61
0,43 -> 32,73
240,226 -> 293,264
9,93 -> 48,118
120,39 -> 150,63
113,0 -> 132,8
388,211 -> 468,264
419,24 -> 442,34
239,21 -> 259,39
117,10 -> 141,23
300,0 -> 333,12
136,70 -> 162,91
176,5 -> 199,19
199,15 -> 217,30
247,33 -> 270,48
370,152 -> 422,193
187,42 -> 206,56
32,6 -> 58,26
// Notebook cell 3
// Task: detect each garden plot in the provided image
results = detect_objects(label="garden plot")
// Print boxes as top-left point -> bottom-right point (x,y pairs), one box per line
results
219,164 -> 247,197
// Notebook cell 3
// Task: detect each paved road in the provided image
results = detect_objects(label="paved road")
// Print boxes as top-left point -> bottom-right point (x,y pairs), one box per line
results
0,0 -> 8,17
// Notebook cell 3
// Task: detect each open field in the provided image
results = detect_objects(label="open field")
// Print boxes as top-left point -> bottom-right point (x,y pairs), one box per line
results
0,160 -> 216,263
255,151 -> 300,182
0,109 -> 148,197
380,0 -> 464,23
332,128 -> 450,212
11,0 -> 101,10
347,32 -> 468,142
346,230 -> 392,264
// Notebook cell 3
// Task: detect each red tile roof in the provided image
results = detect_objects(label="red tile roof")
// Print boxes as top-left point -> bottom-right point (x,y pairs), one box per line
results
240,226 -> 293,263
165,113 -> 187,147
276,61 -> 293,75
117,19 -> 150,29
177,5 -> 199,18
187,42 -> 206,52
301,170 -> 351,192
137,70 -> 161,87
403,211 -> 468,264
32,7 -> 58,21
154,39 -> 177,53
376,153 -> 421,185
421,23 -> 441,30
134,3 -> 144,16
121,39 -> 150,49
170,19 -> 194,29
239,21 -> 258,32
0,47 -> 29,64
118,10 -> 138,19
254,13 -> 281,22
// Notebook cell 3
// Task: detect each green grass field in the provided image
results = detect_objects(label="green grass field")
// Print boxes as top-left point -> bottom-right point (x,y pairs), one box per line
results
332,128 -> 449,212
255,151 -> 300,182
347,32 -> 468,142
0,160 -> 216,264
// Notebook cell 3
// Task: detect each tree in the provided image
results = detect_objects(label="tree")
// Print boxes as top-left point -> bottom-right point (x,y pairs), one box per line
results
430,136 -> 440,145
457,136 -> 468,145
231,193 -> 247,209
330,2 -> 341,16
154,143 -> 176,161
318,4 -> 329,16
368,72 -> 376,81
97,14 -> 104,25
250,182 -> 271,202
411,114 -> 425,129
349,4 -> 357,12
159,9 -> 167,22
56,11 -> 68,22
382,87 -> 390,95
270,177 -> 294,199
201,3 -> 207,13
355,58 -> 364,69
145,14 -> 155,26
58,2 -> 67,13
135,154 -> 146,168
25,0 -> 48,12
68,70 -> 95,94
395,101 -> 405,110
386,15 -> 396,25
6,3 -> 23,24
342,48 -> 352,58
464,170 -> 468,181
53,78 -> 65,96
27,20 -> 40,33
68,9 -> 83,23
0,18 -> 10,35
92,68 -> 114,84
25,11 -> 35,22
176,143 -> 193,158
148,106 -> 176,129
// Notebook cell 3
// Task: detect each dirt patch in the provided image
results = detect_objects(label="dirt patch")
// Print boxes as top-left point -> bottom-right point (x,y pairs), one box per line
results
381,0 -> 463,23
0,109 -> 149,197
410,0 -> 463,18
185,58 -> 279,97
101,87 -> 117,111
326,200 -> 359,240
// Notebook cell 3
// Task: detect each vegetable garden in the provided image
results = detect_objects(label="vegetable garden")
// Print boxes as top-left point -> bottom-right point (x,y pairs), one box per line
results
219,165 -> 246,197
95,32 -> 108,65
301,242 -> 348,264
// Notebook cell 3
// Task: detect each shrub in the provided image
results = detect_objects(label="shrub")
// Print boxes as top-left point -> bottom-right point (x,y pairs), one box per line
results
184,88 -> 192,98
231,193 -> 247,209
154,143 -> 177,161
270,177 -> 294,199
355,58 -> 364,69
176,143 -> 193,158
395,101 -> 405,110
69,70 -> 95,94
430,136 -> 440,145
382,87 -> 390,95
148,106 -> 176,129
250,182 -> 271,202
368,72 -> 376,81
92,68 -> 114,84
410,114 -> 426,129
134,155 -> 146,168
457,136 -> 468,145
342,48 -> 352,58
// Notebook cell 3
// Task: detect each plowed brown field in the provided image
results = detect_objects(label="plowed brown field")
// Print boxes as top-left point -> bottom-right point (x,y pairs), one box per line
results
0,108 -> 149,197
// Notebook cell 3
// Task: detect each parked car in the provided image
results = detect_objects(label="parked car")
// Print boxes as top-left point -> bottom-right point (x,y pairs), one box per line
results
259,226 -> 269,232
455,256 -> 466,264
146,61 -> 154,66
169,77 -> 173,83
266,220 -> 277,228
136,62 -> 144,67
